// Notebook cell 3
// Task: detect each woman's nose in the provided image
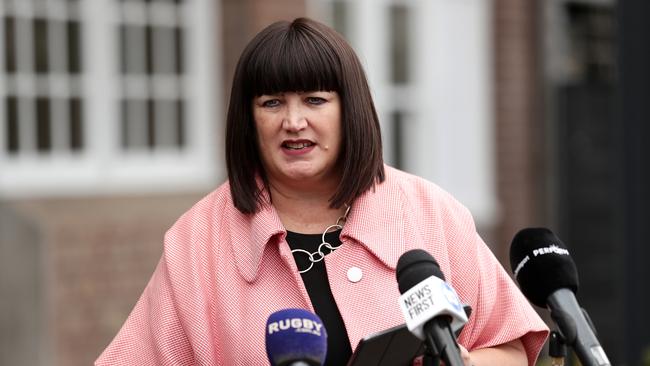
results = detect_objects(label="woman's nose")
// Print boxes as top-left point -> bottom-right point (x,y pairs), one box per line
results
281,101 -> 307,132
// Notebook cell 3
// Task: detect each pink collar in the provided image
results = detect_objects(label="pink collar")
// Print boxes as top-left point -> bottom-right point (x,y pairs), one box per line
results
228,168 -> 408,283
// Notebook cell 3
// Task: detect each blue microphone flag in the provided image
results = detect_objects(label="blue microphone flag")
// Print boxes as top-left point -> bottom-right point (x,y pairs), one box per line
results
265,308 -> 328,366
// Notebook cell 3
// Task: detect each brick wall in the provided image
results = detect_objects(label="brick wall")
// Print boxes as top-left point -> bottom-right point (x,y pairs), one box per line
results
493,0 -> 546,264
10,193 -> 204,366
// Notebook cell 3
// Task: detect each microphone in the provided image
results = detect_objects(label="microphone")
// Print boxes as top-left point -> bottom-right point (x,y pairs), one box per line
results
396,249 -> 468,366
509,227 -> 611,366
265,308 -> 328,366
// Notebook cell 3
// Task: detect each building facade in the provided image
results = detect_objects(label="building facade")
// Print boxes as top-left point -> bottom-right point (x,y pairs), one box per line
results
2,0 -> 640,365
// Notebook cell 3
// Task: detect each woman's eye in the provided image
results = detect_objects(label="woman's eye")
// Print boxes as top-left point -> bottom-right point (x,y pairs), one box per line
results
306,97 -> 326,105
262,99 -> 280,108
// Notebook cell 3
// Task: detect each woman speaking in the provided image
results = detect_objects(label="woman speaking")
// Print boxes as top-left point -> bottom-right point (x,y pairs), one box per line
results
96,17 -> 548,365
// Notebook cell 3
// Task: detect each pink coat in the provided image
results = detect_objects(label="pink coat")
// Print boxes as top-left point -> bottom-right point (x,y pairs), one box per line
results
96,166 -> 548,365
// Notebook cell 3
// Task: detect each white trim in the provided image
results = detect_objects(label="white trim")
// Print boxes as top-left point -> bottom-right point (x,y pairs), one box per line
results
184,0 -> 222,182
82,0 -> 118,186
47,6 -> 69,153
413,0 -> 497,223
0,154 -> 214,198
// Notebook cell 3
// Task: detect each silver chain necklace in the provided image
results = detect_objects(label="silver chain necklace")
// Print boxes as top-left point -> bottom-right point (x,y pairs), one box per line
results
291,205 -> 351,274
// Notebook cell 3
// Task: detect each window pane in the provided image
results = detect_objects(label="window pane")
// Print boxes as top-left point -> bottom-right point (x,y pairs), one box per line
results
49,21 -> 66,73
332,1 -> 349,39
120,25 -> 147,74
4,17 -> 17,73
121,99 -> 148,149
6,97 -> 19,154
145,25 -> 153,75
175,26 -> 184,75
153,99 -> 185,149
389,5 -> 410,84
69,98 -> 83,151
34,18 -> 49,74
36,98 -> 52,152
67,20 -> 82,73
152,26 -> 176,74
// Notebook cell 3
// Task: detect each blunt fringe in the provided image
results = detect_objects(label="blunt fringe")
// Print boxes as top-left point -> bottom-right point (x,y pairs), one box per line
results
226,17 -> 385,214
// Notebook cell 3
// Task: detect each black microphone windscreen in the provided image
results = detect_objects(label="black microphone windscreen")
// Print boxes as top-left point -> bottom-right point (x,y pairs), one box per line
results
396,249 -> 445,294
509,227 -> 579,307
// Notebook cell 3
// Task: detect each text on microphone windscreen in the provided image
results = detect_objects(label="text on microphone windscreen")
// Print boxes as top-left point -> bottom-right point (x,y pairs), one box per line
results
265,308 -> 327,366
509,227 -> 579,307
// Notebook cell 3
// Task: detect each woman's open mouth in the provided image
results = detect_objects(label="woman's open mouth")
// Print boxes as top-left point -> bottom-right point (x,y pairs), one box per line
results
282,141 -> 315,150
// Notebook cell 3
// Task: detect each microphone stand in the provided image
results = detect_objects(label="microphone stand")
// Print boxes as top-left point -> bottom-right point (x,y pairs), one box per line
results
420,304 -> 471,366
422,353 -> 441,366
423,318 -> 465,366
549,331 -> 567,366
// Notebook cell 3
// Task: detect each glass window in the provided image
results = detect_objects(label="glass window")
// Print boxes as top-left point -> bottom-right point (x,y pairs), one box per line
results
118,0 -> 186,153
1,1 -> 84,156
0,0 -> 218,197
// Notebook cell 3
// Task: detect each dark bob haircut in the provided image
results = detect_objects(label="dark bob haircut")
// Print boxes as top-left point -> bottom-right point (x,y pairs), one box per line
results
225,17 -> 385,214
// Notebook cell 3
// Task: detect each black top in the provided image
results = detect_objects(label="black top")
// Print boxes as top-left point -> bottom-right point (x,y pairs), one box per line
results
286,230 -> 353,366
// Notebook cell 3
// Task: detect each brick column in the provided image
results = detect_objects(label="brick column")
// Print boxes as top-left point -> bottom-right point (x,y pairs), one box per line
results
493,0 -> 545,264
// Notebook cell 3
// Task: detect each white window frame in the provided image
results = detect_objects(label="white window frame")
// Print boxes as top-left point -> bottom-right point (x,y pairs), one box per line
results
0,0 -> 222,199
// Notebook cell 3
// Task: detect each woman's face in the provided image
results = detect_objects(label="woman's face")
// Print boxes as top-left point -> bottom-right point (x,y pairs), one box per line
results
253,91 -> 342,189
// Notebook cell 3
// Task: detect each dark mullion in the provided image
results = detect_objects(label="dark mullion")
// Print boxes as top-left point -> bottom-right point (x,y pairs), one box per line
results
121,99 -> 129,148
36,98 -> 51,152
67,20 -> 82,73
119,25 -> 127,74
389,5 -> 410,84
34,18 -> 49,74
4,17 -> 17,73
145,25 -> 153,75
392,111 -> 404,170
174,26 -> 184,75
69,98 -> 83,151
147,99 -> 156,149
145,24 -> 154,150
176,99 -> 185,148
6,97 -> 19,154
